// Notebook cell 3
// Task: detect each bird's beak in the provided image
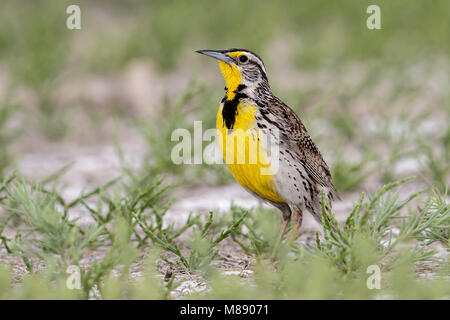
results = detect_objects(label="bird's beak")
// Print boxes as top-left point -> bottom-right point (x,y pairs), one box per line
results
196,49 -> 234,64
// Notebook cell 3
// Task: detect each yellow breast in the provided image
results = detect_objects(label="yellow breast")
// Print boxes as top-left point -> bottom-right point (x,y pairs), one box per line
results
216,101 -> 285,203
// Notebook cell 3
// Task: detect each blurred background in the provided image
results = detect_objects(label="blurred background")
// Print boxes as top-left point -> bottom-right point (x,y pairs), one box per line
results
0,0 -> 448,220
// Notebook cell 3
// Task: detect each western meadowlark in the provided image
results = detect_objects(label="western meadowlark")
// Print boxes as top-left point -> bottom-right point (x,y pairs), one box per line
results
196,48 -> 338,257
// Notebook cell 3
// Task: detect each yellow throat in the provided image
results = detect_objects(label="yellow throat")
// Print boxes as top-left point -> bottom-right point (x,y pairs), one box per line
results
216,59 -> 285,203
219,61 -> 241,100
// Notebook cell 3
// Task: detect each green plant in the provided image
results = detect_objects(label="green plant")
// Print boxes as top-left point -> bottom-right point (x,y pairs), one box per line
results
0,168 -> 248,296
0,169 -> 170,298
417,127 -> 450,193
331,153 -> 374,192
315,178 -> 449,274
227,205 -> 292,257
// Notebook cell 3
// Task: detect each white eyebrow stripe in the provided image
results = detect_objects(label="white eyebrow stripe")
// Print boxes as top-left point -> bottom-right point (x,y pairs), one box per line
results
252,54 -> 267,74
245,52 -> 266,74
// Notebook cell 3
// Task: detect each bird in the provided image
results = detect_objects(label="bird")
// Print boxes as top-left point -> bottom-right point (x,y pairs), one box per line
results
196,48 -> 338,257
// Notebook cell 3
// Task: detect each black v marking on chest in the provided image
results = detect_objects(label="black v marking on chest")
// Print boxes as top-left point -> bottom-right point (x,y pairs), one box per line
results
222,85 -> 248,130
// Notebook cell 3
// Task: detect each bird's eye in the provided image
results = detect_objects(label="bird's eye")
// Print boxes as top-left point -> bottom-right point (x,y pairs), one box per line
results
239,55 -> 248,63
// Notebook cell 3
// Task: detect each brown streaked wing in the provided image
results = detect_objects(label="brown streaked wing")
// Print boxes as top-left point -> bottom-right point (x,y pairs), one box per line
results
261,97 -> 339,200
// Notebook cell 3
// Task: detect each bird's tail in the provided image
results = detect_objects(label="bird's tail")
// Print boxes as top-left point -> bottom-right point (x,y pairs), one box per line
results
310,189 -> 335,228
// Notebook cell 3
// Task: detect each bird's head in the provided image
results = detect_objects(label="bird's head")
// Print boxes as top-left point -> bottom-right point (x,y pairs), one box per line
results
196,48 -> 269,101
